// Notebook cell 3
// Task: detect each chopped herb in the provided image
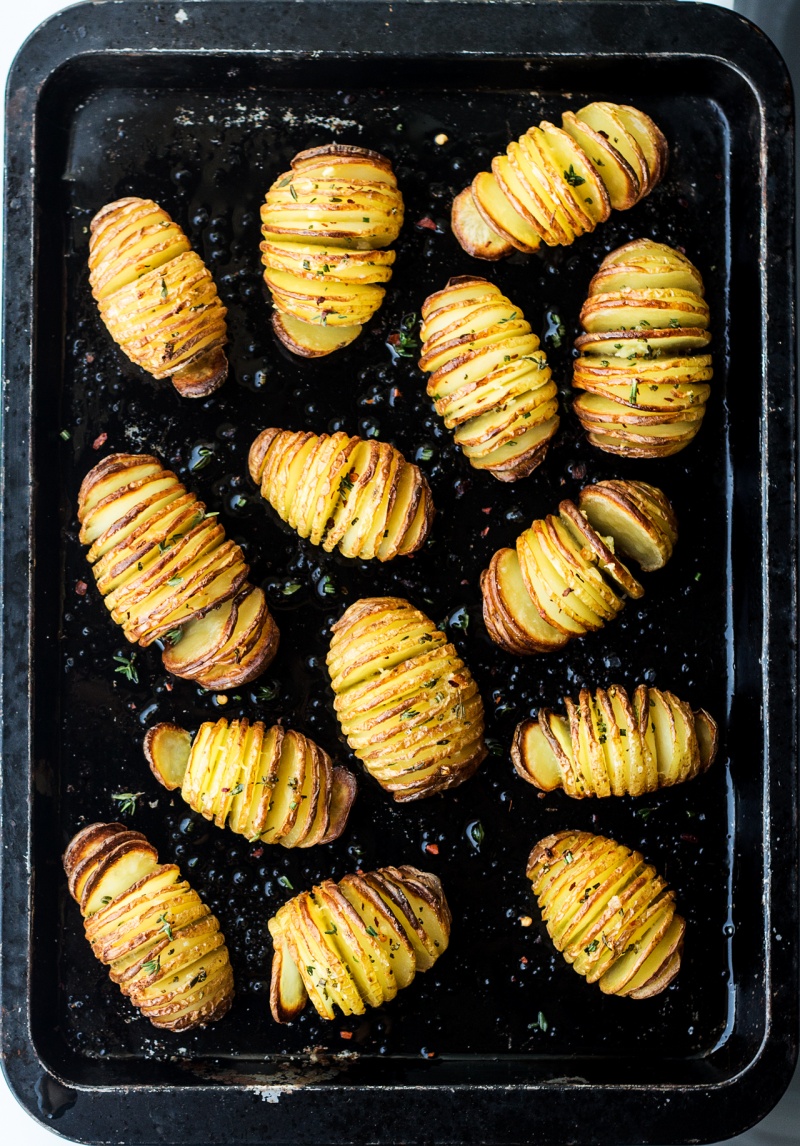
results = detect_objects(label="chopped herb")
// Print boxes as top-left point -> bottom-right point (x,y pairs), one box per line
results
113,653 -> 139,684
584,196 -> 593,204
282,581 -> 302,595
453,700 -> 466,721
100,895 -> 113,905
324,924 -> 338,935
694,572 -> 702,581
302,259 -> 310,270
416,445 -> 434,462
366,925 -> 379,938
188,968 -> 207,988
498,311 -> 518,324
276,174 -> 293,188
319,575 -> 337,596
584,939 -> 600,955
639,319 -> 651,328
166,628 -> 183,647
234,495 -> 247,509
111,791 -> 144,815
486,738 -> 504,757
401,709 -> 420,720
363,216 -> 370,222
422,678 -> 439,689
161,277 -> 167,299
579,882 -> 600,902
231,784 -> 244,796
387,312 -> 419,359
59,429 -> 71,441
669,318 -> 681,328
257,681 -> 280,702
277,876 -> 294,890
636,807 -> 655,821
563,850 -> 574,865
167,576 -> 183,586
191,445 -> 213,472
289,184 -> 298,201
306,965 -> 315,976
157,912 -> 174,941
468,821 -> 485,847
563,164 -> 586,187
629,380 -> 639,404
338,472 -> 355,497
143,956 -> 161,975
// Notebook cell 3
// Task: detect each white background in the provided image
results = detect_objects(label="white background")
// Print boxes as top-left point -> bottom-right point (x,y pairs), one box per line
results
7,3 -> 793,1146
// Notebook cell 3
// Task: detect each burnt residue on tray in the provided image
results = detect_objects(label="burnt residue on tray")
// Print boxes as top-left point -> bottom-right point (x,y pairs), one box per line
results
53,84 -> 732,1067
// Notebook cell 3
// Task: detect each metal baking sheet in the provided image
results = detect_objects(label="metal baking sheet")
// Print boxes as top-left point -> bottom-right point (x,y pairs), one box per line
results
1,2 -> 797,1143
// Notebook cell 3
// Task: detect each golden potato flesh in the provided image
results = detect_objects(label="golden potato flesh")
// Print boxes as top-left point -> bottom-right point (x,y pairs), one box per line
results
144,718 -> 356,848
513,683 -> 718,797
527,830 -> 685,998
268,864 -> 450,1021
89,197 -> 228,397
260,144 -> 404,356
63,822 -> 234,1030
572,239 -> 711,457
78,453 -> 279,686
418,276 -> 559,481
480,478 -> 677,655
248,429 -> 434,562
452,101 -> 666,260
327,597 -> 487,800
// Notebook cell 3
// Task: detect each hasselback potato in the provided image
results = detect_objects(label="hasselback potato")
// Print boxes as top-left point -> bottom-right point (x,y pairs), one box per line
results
418,276 -> 559,480
452,102 -> 667,260
268,865 -> 450,1021
78,453 -> 278,687
327,597 -> 486,800
572,240 -> 712,457
144,718 -> 356,848
260,144 -> 404,356
527,831 -> 685,998
64,822 -> 234,1030
248,429 -> 434,561
513,684 -> 718,797
89,197 -> 228,397
481,479 -> 677,655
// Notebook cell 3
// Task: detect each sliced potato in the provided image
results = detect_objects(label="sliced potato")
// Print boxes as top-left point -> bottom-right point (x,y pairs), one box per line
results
579,480 -> 678,572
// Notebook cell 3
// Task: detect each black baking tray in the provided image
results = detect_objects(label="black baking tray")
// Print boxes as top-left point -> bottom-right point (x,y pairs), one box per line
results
1,1 -> 797,1143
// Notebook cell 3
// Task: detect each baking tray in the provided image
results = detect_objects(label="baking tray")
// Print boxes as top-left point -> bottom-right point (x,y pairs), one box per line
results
1,1 -> 797,1143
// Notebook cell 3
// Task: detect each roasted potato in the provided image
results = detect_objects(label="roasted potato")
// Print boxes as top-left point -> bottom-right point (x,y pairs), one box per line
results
452,103 -> 667,260
527,831 -> 685,999
63,822 -> 234,1030
572,240 -> 712,457
513,684 -> 718,797
144,718 -> 356,847
268,864 -> 450,1021
248,429 -> 434,561
260,144 -> 404,356
418,277 -> 559,480
327,597 -> 487,800
88,197 -> 228,397
78,453 -> 278,686
480,479 -> 677,654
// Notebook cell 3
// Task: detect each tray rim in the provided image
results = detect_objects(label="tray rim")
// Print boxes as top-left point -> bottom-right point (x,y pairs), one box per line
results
1,2 -> 797,1144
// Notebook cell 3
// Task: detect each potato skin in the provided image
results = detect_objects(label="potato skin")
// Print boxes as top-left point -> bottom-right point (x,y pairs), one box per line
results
268,864 -> 450,1021
527,830 -> 685,998
512,683 -> 718,797
572,239 -> 712,458
89,197 -> 228,396
144,717 -> 356,848
249,428 -> 434,562
418,277 -> 559,480
63,822 -> 234,1031
452,102 -> 667,260
260,144 -> 404,356
327,597 -> 487,800
77,452 -> 278,686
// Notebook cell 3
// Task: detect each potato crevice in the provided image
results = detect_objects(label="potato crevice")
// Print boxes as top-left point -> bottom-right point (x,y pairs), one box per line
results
572,240 -> 712,457
89,197 -> 228,397
248,429 -> 434,561
268,865 -> 450,1021
513,684 -> 718,797
418,276 -> 559,480
78,453 -> 279,686
527,830 -> 685,999
327,597 -> 487,800
63,822 -> 234,1030
144,718 -> 356,848
451,102 -> 667,260
260,144 -> 404,356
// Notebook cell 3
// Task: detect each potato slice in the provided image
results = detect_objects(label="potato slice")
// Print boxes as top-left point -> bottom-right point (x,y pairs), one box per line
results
561,110 -> 640,209
490,547 -> 569,651
576,102 -> 651,195
579,481 -> 677,572
558,499 -> 644,599
511,719 -> 562,790
81,841 -> 160,917
538,120 -> 610,225
316,884 -> 385,1009
69,829 -> 150,906
144,722 -> 192,790
472,170 -> 542,253
270,942 -> 308,1022
272,311 -> 361,357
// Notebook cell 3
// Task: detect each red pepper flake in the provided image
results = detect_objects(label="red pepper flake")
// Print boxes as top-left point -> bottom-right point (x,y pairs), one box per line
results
481,506 -> 492,514
520,955 -> 528,965
681,833 -> 699,845
85,353 -> 95,364
92,432 -> 108,450
562,587 -> 572,597
340,1030 -> 353,1040
460,579 -> 469,586
416,216 -> 438,231
480,526 -> 490,538
251,846 -> 264,859
165,680 -> 173,692
387,333 -> 400,346
75,580 -> 88,596
356,868 -> 364,875
425,843 -> 439,856
391,387 -> 402,399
